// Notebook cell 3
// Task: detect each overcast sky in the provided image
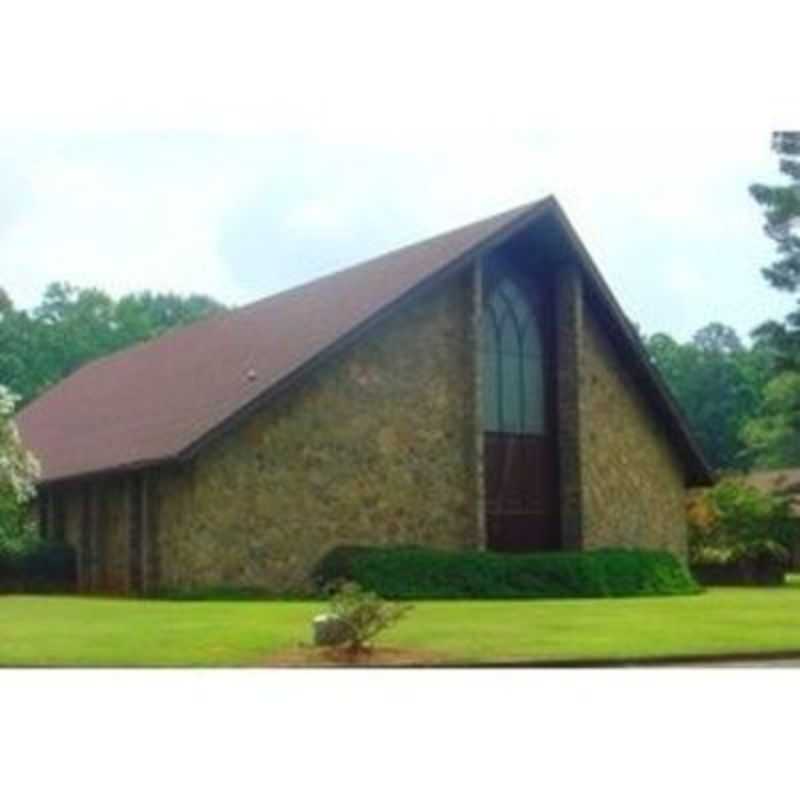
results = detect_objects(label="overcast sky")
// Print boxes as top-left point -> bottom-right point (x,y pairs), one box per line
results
0,2 -> 796,343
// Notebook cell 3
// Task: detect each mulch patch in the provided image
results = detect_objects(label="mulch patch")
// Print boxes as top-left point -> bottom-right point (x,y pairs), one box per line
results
265,645 -> 451,667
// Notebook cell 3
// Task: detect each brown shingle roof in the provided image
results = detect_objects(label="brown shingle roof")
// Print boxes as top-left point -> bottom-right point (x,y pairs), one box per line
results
17,195 -> 713,486
18,199 -> 547,483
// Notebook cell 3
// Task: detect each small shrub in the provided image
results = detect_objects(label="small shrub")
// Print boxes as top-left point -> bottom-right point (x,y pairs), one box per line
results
688,477 -> 797,570
0,534 -> 76,593
319,581 -> 413,651
312,546 -> 698,600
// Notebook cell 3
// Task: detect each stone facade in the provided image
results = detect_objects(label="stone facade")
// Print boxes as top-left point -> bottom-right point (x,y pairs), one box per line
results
579,300 -> 688,557
155,272 -> 478,592
93,478 -> 131,593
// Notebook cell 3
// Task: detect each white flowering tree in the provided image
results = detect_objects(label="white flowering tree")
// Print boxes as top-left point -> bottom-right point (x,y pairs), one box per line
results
0,386 -> 40,541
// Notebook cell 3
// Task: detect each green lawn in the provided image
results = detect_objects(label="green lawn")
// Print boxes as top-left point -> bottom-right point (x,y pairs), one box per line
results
4,580 -> 800,666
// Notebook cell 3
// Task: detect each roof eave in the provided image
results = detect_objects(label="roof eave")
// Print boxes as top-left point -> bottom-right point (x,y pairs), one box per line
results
36,455 -> 179,489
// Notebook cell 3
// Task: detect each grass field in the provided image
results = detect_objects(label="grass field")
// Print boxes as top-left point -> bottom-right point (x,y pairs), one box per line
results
4,580 -> 800,666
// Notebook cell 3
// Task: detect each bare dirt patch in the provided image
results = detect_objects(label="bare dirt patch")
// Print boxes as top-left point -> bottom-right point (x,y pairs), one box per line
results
265,645 -> 451,667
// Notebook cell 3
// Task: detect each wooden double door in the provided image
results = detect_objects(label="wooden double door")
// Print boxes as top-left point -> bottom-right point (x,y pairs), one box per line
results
482,265 -> 560,552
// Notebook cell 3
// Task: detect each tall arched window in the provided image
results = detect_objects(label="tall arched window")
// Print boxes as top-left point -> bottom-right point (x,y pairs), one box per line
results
482,278 -> 545,434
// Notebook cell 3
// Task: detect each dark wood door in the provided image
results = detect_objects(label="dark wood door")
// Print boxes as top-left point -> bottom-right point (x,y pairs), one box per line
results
482,265 -> 559,552
485,432 -> 559,552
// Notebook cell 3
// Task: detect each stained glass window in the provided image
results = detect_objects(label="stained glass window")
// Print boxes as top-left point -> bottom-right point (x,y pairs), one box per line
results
482,278 -> 545,434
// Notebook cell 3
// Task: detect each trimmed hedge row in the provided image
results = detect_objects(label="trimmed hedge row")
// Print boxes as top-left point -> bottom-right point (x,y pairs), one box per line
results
312,546 -> 699,599
0,539 -> 76,593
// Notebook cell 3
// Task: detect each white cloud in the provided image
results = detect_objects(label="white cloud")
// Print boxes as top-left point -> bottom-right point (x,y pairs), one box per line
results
0,4 -> 796,340
0,144 -> 255,307
0,127 -> 793,343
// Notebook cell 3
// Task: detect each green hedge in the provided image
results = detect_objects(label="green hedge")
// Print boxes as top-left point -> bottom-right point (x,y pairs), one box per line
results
0,538 -> 76,593
312,546 -> 700,599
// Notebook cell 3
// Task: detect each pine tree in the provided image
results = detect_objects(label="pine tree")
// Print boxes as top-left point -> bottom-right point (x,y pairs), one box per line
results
742,133 -> 800,466
749,131 -> 800,367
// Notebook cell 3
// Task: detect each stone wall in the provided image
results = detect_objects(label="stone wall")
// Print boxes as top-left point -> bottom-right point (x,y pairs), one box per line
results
96,477 -> 131,593
60,487 -> 82,570
48,477 -> 131,593
156,272 -> 478,593
579,299 -> 688,557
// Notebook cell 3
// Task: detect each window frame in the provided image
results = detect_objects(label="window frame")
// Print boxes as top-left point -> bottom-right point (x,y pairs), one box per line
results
482,274 -> 546,435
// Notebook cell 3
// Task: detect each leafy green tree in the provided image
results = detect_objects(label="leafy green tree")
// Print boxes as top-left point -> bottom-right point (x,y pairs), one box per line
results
645,323 -> 770,471
0,283 -> 225,406
742,372 -> 800,467
32,283 -> 120,390
0,290 -> 47,403
115,291 -> 224,338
